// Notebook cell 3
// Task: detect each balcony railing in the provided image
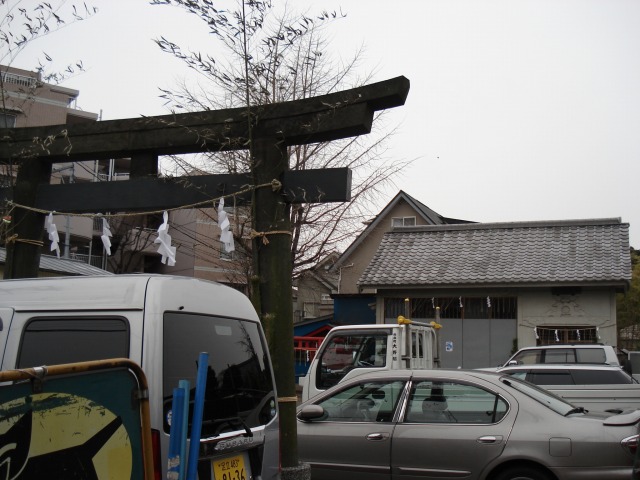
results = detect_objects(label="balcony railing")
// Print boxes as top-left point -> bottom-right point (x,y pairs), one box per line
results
97,172 -> 130,182
69,253 -> 104,269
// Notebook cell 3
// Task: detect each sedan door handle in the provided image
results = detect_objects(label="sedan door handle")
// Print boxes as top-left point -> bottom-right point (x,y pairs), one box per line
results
477,435 -> 503,444
366,433 -> 390,441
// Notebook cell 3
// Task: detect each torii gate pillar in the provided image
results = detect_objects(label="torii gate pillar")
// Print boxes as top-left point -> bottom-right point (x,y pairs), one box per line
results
251,135 -> 299,466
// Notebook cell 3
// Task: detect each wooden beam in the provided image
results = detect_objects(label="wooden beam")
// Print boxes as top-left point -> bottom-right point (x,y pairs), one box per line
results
130,151 -> 159,177
1,168 -> 352,213
0,77 -> 409,162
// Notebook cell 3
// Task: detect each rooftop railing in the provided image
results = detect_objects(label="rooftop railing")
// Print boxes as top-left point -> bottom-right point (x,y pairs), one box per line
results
1,71 -> 37,88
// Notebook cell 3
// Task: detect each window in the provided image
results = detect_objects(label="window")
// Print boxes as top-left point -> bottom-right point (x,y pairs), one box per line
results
544,349 -> 576,363
320,294 -> 333,304
536,326 -> 598,344
220,241 -> 235,260
506,371 -> 527,381
163,312 -> 276,436
571,369 -> 634,385
575,349 -> 607,364
528,370 -> 574,385
0,175 -> 13,188
0,112 -> 17,128
314,380 -> 405,422
411,331 -> 424,359
405,381 -> 508,424
317,332 -> 388,389
501,376 -> 574,415
17,317 -> 129,368
509,347 -> 610,366
509,350 -> 542,365
384,296 -> 518,320
513,368 -> 635,385
303,302 -> 315,318
391,216 -> 416,227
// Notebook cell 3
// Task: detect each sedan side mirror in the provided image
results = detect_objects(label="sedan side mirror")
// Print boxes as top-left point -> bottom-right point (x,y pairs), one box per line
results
297,404 -> 325,422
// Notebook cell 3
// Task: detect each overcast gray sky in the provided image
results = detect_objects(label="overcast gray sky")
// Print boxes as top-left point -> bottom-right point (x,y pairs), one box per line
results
12,0 -> 640,247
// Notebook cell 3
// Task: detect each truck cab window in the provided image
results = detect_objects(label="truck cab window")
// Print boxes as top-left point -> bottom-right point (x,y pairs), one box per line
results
317,333 -> 388,389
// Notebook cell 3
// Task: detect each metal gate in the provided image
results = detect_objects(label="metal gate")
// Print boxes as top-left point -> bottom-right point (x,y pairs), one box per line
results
439,318 -> 516,369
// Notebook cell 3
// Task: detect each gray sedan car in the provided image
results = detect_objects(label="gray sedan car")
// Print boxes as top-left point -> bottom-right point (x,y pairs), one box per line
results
296,369 -> 640,480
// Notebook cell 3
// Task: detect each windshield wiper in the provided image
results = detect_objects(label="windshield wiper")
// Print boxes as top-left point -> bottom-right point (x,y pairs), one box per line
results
203,416 -> 253,437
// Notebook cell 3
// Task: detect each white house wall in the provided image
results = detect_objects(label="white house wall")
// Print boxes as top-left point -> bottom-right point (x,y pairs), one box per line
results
517,288 -> 619,348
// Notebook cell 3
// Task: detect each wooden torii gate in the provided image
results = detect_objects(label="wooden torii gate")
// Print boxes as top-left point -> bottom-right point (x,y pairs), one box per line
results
0,76 -> 410,476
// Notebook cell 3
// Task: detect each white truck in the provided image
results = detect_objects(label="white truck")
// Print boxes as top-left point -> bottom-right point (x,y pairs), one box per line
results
299,316 -> 441,402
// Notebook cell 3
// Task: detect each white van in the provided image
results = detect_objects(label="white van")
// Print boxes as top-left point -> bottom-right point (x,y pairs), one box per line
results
0,274 -> 279,480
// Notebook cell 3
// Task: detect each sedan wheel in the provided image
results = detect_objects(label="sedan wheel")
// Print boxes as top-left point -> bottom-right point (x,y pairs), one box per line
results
493,466 -> 553,480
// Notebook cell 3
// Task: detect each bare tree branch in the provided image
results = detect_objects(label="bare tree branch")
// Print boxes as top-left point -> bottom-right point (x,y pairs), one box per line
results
153,0 -> 413,282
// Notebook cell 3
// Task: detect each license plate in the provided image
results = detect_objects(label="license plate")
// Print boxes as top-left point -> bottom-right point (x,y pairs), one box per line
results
212,453 -> 249,480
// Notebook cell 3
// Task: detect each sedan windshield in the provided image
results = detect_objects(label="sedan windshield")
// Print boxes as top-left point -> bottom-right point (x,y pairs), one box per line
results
499,375 -> 576,415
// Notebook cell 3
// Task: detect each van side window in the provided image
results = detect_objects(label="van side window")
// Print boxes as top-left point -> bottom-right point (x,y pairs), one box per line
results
511,350 -> 541,365
17,318 -> 130,368
575,349 -> 606,364
544,349 -> 576,364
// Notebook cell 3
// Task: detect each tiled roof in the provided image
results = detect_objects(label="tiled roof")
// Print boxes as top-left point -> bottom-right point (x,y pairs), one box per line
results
359,218 -> 631,289
0,248 -> 112,276
333,190 -> 473,270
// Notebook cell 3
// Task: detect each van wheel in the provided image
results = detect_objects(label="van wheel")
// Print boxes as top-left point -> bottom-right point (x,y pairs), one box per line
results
492,466 -> 554,480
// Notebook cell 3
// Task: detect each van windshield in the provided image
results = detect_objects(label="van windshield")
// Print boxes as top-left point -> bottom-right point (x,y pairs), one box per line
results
163,312 -> 276,438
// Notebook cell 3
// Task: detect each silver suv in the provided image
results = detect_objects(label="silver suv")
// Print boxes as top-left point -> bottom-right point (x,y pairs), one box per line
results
502,344 -> 620,367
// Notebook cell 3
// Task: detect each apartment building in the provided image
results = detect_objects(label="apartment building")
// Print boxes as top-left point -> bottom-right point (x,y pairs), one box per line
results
2,65 -> 246,283
1,64 -> 107,266
1,65 -> 98,127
